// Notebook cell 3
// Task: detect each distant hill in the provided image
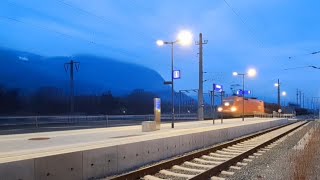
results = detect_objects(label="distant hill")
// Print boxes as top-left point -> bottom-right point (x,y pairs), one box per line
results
0,47 -> 169,96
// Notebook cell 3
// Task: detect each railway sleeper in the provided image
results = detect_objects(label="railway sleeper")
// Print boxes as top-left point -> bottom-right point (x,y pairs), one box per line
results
229,166 -> 242,170
222,148 -> 246,153
216,150 -> 241,156
159,169 -> 194,179
183,161 -> 214,169
209,152 -> 235,158
221,170 -> 235,176
193,158 -> 222,165
172,165 -> 205,173
143,175 -> 166,180
227,146 -> 251,151
202,155 -> 230,161
211,176 -> 226,180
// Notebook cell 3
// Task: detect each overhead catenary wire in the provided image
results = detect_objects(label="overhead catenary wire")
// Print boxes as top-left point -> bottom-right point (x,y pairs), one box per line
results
288,50 -> 320,59
222,0 -> 279,61
0,15 -> 139,59
283,66 -> 320,70
2,0 -> 141,58
54,0 -> 157,42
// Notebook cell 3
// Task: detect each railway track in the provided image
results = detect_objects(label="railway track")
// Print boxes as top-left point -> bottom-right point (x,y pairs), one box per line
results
110,121 -> 307,180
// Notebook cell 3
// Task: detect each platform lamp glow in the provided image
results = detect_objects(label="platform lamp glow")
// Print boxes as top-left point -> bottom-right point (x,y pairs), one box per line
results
157,30 -> 193,128
232,68 -> 257,121
282,91 -> 287,96
282,91 -> 287,107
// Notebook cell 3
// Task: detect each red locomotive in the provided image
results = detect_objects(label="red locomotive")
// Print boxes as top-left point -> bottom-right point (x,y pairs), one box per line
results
218,96 -> 265,117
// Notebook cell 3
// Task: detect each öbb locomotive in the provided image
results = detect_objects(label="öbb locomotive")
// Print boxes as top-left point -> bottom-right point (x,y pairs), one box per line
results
218,96 -> 265,117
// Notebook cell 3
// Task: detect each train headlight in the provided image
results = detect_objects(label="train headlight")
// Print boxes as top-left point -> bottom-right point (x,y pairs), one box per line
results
231,107 -> 237,112
224,102 -> 230,106
218,107 -> 223,112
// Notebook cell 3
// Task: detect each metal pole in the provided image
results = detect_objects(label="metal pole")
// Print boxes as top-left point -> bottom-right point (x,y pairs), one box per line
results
171,43 -> 175,128
105,115 -> 108,127
212,91 -> 215,124
179,91 -> 181,117
302,93 -> 305,108
70,60 -> 74,114
65,60 -> 79,115
296,89 -> 299,105
221,91 -> 224,124
35,116 -> 38,128
299,91 -> 302,107
198,33 -> 204,121
277,79 -> 281,110
242,74 -> 245,121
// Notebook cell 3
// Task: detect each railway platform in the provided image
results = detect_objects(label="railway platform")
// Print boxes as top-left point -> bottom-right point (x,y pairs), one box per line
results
0,117 -> 291,180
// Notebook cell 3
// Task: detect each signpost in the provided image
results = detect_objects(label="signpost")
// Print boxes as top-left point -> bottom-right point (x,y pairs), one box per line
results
173,70 -> 181,79
236,89 -> 252,95
213,84 -> 223,92
212,84 -> 223,124
154,98 -> 161,130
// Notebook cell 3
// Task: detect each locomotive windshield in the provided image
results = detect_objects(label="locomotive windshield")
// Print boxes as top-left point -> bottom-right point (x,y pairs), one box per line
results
223,100 -> 234,106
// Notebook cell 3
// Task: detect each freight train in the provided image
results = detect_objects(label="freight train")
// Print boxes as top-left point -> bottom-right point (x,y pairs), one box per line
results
218,96 -> 265,117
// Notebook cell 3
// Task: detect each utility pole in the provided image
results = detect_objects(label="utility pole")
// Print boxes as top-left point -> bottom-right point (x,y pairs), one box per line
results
277,79 -> 280,110
296,89 -> 299,105
196,33 -> 207,121
299,90 -> 302,107
210,90 -> 215,124
179,91 -> 182,117
65,60 -> 80,114
302,93 -> 305,108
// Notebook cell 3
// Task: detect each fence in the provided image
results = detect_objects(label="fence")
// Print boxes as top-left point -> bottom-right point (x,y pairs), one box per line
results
253,112 -> 295,119
0,113 -> 198,130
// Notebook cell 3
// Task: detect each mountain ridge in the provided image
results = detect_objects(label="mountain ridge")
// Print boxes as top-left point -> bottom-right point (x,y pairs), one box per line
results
0,47 -> 169,96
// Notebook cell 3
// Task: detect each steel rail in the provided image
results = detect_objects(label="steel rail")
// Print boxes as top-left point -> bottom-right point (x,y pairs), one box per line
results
111,121 -> 304,180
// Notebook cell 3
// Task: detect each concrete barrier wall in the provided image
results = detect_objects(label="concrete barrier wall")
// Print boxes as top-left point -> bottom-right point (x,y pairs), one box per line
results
0,119 -> 288,180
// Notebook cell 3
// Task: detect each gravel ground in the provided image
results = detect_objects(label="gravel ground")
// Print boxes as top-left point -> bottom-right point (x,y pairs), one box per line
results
229,121 -> 315,180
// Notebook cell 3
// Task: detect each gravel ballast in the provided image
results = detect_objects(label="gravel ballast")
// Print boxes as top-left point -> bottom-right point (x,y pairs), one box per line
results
229,121 -> 316,180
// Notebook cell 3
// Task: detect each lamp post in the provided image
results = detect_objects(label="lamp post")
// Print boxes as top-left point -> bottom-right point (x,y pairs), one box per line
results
157,30 -> 193,128
274,79 -> 281,111
233,68 -> 256,121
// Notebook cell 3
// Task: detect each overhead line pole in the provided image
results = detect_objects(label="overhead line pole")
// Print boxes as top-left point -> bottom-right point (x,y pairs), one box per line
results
196,33 -> 207,121
277,79 -> 281,110
65,60 -> 80,114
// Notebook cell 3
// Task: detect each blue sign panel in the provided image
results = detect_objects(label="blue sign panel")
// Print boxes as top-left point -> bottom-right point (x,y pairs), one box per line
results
236,90 -> 251,95
173,70 -> 181,79
156,99 -> 161,110
154,98 -> 161,112
213,84 -> 223,92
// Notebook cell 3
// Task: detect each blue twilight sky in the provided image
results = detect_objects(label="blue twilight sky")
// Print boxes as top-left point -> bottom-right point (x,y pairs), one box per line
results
0,0 -> 320,104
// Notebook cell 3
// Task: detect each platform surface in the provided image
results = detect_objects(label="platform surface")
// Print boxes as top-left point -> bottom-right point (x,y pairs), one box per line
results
0,118 -> 286,163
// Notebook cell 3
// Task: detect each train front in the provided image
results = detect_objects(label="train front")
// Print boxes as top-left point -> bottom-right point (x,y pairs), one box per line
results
217,97 -> 241,117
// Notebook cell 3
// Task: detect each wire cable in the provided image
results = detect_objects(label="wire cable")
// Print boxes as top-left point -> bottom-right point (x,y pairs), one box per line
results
222,0 -> 278,61
0,15 -> 139,58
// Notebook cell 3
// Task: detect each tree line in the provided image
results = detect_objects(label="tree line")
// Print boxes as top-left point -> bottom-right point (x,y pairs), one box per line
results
0,86 -> 171,115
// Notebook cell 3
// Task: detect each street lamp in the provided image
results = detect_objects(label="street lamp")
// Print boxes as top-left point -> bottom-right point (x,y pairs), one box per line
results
232,68 -> 257,121
157,30 -> 193,128
282,91 -> 287,96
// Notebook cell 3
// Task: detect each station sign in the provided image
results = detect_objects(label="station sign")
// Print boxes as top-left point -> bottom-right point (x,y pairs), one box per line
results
154,98 -> 161,130
173,70 -> 181,79
236,89 -> 252,95
213,84 -> 223,92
